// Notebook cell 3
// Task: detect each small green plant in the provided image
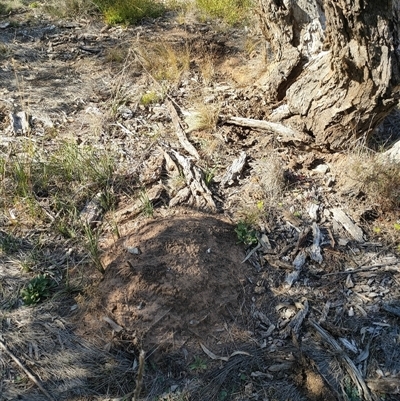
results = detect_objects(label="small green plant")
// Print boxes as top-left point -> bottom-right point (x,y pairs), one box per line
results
0,231 -> 20,254
140,91 -> 161,106
373,226 -> 382,234
83,224 -> 105,274
189,356 -> 207,372
203,166 -> 216,187
139,191 -> 154,217
235,221 -> 258,246
394,223 -> 400,231
20,274 -> 54,306
0,2 -> 9,15
344,377 -> 361,401
256,200 -> 264,211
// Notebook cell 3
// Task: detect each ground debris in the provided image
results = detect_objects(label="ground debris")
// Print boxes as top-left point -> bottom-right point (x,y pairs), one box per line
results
330,207 -> 365,242
167,148 -> 216,210
219,151 -> 247,188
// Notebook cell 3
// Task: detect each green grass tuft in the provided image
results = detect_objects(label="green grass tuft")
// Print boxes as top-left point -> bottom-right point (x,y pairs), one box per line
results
94,0 -> 164,25
195,0 -> 253,25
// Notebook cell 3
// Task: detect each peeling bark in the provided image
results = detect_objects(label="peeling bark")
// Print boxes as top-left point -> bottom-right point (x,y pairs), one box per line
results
258,0 -> 400,150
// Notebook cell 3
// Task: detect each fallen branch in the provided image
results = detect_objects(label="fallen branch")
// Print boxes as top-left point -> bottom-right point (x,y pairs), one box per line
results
166,100 -> 200,160
168,148 -> 216,211
280,299 -> 309,339
200,343 -> 251,362
223,116 -> 310,143
0,339 -> 55,401
309,320 -> 373,401
330,208 -> 364,242
322,262 -> 399,277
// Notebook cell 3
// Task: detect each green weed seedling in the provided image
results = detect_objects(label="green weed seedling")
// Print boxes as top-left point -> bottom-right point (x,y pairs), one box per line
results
0,231 -> 20,254
203,166 -> 216,187
21,274 -> 54,306
139,191 -> 154,217
140,91 -> 161,106
189,356 -> 207,372
235,221 -> 258,246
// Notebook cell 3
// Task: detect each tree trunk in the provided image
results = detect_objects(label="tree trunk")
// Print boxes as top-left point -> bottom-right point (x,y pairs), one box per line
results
257,0 -> 400,150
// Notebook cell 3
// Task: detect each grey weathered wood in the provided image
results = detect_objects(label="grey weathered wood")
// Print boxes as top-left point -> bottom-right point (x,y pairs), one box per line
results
331,208 -> 364,243
166,100 -> 200,160
257,0 -> 400,150
220,151 -> 247,188
168,149 -> 216,211
381,139 -> 400,164
225,117 -> 310,145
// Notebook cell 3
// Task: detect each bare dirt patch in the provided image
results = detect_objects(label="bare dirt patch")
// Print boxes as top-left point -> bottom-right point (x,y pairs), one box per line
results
97,209 -> 253,355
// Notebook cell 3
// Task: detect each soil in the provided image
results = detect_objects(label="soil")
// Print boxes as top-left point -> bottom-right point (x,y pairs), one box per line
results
98,209 -> 253,354
0,4 -> 400,401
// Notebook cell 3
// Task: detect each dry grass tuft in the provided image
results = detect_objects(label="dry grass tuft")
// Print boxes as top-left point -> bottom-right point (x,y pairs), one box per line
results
250,153 -> 287,206
198,53 -> 215,85
105,45 -> 129,63
340,144 -> 400,211
43,0 -> 96,18
135,41 -> 191,84
184,102 -> 220,132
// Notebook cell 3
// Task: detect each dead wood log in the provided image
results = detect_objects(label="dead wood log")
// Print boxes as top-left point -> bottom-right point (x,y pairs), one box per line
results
280,299 -> 309,339
166,100 -> 200,160
224,116 -> 311,145
167,149 -> 216,211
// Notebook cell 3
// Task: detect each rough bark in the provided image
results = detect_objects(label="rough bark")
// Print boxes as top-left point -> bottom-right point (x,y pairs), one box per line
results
258,0 -> 400,150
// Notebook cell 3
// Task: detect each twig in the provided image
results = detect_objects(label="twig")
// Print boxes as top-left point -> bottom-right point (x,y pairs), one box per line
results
322,262 -> 399,277
242,243 -> 261,264
0,339 -> 55,401
165,100 -> 200,159
223,116 -> 309,143
309,320 -> 373,401
133,350 -> 145,401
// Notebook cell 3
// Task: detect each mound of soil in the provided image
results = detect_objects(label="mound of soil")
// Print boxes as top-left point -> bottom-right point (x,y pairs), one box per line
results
98,209 -> 254,355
